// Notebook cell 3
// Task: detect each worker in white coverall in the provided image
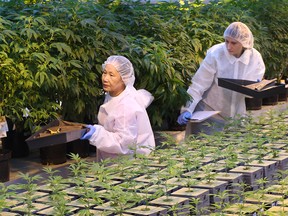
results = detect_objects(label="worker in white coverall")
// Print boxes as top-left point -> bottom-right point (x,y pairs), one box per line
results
177,22 -> 265,134
81,55 -> 155,161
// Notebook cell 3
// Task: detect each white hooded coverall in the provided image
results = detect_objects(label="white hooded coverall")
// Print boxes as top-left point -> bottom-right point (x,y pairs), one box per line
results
89,85 -> 155,161
182,42 -> 266,118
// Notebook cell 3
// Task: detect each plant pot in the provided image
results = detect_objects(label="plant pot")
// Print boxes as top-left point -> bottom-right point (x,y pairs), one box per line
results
279,198 -> 288,207
114,214 -> 134,216
182,170 -> 205,179
264,143 -> 287,150
0,148 -> 11,182
62,186 -> 85,196
40,143 -> 67,165
118,182 -> 148,192
229,166 -> 263,191
201,162 -> 227,173
36,206 -> 91,215
246,160 -> 278,185
278,85 -> 288,101
266,184 -> 288,196
94,200 -> 132,213
149,195 -> 190,215
222,202 -> 261,215
1,118 -> 29,158
245,193 -> 283,208
214,172 -> 243,202
263,154 -> 288,178
145,184 -> 179,194
171,187 -> 210,215
134,174 -> 160,184
140,160 -> 168,168
262,94 -> 279,106
245,97 -> 262,110
199,156 -> 214,165
10,202 -> 50,215
166,177 -> 190,187
1,198 -> 19,212
154,130 -> 185,148
265,206 -> 288,215
124,205 -> 167,216
67,139 -> 90,158
66,197 -> 99,208
191,180 -> 228,204
2,131 -> 29,158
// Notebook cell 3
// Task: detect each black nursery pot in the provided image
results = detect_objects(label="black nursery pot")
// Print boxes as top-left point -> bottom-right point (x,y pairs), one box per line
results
278,88 -> 288,102
0,148 -> 12,182
262,94 -> 279,106
67,139 -> 90,158
1,118 -> 29,158
245,97 -> 262,110
40,143 -> 67,165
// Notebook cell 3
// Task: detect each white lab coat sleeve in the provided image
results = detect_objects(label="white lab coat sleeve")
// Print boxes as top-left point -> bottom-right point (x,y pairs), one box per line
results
88,107 -> 138,155
181,52 -> 217,114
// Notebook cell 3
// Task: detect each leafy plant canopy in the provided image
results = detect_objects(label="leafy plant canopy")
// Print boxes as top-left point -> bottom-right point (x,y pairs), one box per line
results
0,0 -> 287,132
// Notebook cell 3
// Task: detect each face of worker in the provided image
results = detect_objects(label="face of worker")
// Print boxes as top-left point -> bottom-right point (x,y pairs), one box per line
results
225,36 -> 244,58
102,64 -> 126,97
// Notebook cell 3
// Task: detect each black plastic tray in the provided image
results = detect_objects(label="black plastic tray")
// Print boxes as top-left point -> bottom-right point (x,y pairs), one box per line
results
26,120 -> 87,150
218,78 -> 286,98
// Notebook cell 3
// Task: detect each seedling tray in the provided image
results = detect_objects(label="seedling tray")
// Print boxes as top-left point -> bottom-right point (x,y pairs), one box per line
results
26,119 -> 87,150
218,78 -> 286,98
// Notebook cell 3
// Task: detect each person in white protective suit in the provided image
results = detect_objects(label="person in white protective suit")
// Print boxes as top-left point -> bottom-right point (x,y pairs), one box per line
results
81,55 -> 155,161
177,22 -> 265,134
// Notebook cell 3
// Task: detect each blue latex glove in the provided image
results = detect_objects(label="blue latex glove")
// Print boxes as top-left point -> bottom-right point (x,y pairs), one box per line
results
177,111 -> 192,125
80,125 -> 96,140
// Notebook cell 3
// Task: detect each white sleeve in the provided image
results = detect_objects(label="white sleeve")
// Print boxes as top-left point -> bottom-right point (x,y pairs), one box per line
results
88,106 -> 138,155
181,51 -> 217,114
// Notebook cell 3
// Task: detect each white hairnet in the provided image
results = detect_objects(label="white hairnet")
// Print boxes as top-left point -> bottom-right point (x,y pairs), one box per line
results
223,22 -> 254,49
102,55 -> 135,86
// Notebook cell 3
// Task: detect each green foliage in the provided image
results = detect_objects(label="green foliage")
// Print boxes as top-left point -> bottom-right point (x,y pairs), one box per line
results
0,183 -> 16,212
9,172 -> 42,216
42,167 -> 71,215
248,0 -> 288,79
0,0 -> 287,131
0,0 -> 125,130
2,110 -> 288,215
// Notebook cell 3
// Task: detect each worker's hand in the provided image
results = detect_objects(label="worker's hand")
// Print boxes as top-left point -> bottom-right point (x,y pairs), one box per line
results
177,111 -> 192,125
81,125 -> 96,140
